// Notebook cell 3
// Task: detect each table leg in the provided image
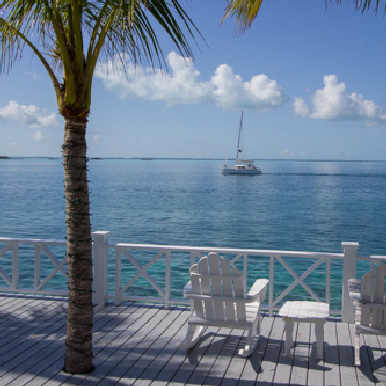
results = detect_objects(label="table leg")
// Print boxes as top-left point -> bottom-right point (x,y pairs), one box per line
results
315,320 -> 325,360
285,319 -> 294,356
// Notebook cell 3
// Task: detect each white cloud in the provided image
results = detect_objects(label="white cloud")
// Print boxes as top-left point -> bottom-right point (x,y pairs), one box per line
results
33,130 -> 43,141
294,97 -> 309,117
295,75 -> 386,123
280,149 -> 296,158
280,149 -> 309,159
95,52 -> 287,111
0,100 -> 58,128
26,71 -> 41,80
93,134 -> 100,141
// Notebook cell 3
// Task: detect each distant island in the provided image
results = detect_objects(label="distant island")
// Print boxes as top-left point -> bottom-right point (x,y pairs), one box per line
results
0,156 -> 10,159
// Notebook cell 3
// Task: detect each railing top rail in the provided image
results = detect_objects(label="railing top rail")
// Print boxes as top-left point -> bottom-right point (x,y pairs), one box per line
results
0,237 -> 67,245
357,255 -> 386,262
111,243 -> 344,260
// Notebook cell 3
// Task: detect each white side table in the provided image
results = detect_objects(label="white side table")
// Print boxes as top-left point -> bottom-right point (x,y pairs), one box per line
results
279,301 -> 330,360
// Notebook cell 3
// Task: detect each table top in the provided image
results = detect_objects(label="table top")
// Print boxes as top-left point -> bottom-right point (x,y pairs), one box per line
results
279,301 -> 330,320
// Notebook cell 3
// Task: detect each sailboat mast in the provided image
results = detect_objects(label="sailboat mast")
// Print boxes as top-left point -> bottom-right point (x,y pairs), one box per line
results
236,111 -> 244,160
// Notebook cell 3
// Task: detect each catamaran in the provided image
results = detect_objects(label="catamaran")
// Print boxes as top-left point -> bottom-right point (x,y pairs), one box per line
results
222,112 -> 262,175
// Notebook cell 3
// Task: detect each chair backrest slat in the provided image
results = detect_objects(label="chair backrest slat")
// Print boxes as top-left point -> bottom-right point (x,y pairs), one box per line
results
199,256 -> 215,319
232,265 -> 246,322
360,265 -> 386,327
220,257 -> 235,321
373,264 -> 386,327
191,266 -> 204,318
209,252 -> 225,320
361,272 -> 373,326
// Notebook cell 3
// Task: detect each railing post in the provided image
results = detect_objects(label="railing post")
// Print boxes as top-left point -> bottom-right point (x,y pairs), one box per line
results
341,242 -> 359,323
93,231 -> 110,306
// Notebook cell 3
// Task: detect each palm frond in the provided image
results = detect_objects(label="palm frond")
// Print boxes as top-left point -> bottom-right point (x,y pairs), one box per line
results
221,0 -> 263,33
331,0 -> 385,13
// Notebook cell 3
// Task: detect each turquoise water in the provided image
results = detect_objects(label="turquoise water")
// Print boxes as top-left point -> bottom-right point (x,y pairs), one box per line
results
1,158 -> 386,307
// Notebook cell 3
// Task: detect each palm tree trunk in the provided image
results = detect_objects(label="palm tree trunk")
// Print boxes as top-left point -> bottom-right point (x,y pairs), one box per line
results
62,115 -> 93,374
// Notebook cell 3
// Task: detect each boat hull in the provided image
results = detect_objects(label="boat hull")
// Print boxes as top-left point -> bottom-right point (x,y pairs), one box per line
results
222,167 -> 262,175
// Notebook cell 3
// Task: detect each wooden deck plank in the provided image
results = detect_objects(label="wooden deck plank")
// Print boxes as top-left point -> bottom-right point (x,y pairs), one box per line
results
255,316 -> 284,384
101,308 -> 186,385
324,321 -> 341,386
0,299 -> 67,385
271,318 -> 292,385
203,328 -> 243,385
63,305 -> 162,385
0,295 -> 382,386
220,331 -> 249,385
0,300 -> 65,360
363,331 -> 386,384
307,320 -> 325,386
132,307 -> 191,386
336,322 -> 359,386
238,314 -> 274,385
0,296 -> 56,333
173,326 -> 226,385
349,324 -> 375,386
290,322 -> 311,385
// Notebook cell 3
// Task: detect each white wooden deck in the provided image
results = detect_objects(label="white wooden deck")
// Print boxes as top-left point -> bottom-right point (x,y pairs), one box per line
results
0,294 -> 385,385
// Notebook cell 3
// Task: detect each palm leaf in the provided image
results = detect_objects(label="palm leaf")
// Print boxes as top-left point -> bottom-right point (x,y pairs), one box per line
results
222,0 -> 263,33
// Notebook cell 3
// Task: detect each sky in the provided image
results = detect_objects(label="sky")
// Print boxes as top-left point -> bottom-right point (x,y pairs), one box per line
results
1,1 -> 386,160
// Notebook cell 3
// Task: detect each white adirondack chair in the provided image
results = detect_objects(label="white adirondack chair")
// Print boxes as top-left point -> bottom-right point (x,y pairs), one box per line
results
348,263 -> 386,366
180,252 -> 268,356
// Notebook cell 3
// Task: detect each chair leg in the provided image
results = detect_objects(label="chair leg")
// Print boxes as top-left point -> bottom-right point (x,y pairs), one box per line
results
255,315 -> 261,336
354,329 -> 361,366
179,324 -> 207,349
315,321 -> 325,360
285,319 -> 294,356
239,325 -> 258,357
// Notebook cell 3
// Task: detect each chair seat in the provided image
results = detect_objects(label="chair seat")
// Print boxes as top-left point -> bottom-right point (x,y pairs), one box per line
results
187,302 -> 262,330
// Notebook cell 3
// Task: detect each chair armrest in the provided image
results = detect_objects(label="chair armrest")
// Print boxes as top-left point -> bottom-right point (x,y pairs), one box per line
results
248,279 -> 269,302
348,278 -> 362,305
183,281 -> 192,298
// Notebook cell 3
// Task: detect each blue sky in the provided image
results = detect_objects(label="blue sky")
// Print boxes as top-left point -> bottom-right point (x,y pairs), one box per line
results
1,1 -> 386,160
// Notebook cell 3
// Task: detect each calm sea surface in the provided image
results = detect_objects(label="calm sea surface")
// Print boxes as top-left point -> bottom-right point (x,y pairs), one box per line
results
1,158 -> 386,306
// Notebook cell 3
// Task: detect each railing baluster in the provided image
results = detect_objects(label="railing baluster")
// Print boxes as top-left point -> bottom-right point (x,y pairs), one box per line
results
165,250 -> 171,309
326,258 -> 331,305
269,255 -> 275,316
115,246 -> 121,306
12,242 -> 19,290
34,244 -> 40,290
243,253 -> 247,297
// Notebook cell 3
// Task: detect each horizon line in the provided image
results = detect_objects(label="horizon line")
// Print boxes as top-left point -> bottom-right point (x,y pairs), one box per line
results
1,156 -> 386,163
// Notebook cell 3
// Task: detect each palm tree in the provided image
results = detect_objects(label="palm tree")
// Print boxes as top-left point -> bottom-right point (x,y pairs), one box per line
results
222,0 -> 385,31
0,0 -> 199,374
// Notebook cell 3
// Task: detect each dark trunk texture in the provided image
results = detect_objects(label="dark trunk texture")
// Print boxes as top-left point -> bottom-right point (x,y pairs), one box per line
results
62,116 -> 93,374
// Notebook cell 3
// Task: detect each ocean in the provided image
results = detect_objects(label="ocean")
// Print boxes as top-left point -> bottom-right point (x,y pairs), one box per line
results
1,158 -> 386,306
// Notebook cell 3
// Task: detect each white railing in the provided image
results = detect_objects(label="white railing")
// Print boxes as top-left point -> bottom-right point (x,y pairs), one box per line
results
1,231 -> 386,323
0,237 -> 68,296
